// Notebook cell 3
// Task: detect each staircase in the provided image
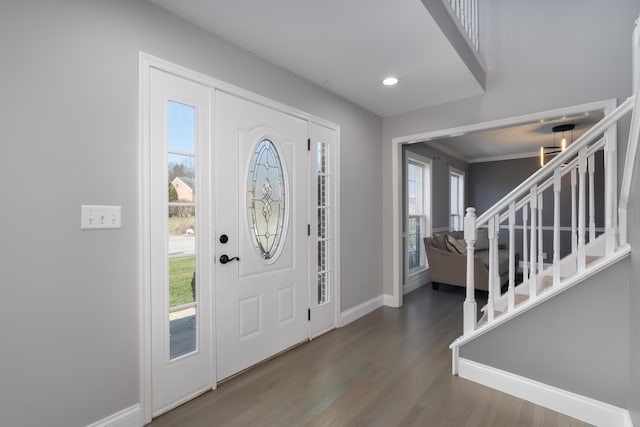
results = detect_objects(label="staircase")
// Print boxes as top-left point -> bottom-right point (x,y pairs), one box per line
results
450,16 -> 640,370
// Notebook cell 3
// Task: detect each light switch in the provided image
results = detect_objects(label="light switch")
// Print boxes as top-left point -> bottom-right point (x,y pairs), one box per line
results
81,205 -> 122,229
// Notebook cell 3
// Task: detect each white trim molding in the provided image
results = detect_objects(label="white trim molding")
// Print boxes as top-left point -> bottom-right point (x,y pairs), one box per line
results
339,296 -> 384,326
86,404 -> 142,427
382,294 -> 395,306
458,359 -> 633,427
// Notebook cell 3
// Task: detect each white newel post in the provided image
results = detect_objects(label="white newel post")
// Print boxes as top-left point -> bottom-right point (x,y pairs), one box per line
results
508,201 -> 515,312
463,208 -> 477,335
588,154 -> 596,242
553,168 -> 561,286
578,148 -> 587,272
529,186 -> 538,298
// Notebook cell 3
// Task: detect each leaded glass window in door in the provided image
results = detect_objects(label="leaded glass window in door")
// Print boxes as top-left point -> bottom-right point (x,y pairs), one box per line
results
247,139 -> 287,260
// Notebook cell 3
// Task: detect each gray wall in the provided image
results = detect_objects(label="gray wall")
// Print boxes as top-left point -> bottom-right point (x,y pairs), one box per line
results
460,257 -> 630,407
404,143 -> 468,231
468,154 -> 605,259
382,0 -> 640,297
0,1 -> 382,425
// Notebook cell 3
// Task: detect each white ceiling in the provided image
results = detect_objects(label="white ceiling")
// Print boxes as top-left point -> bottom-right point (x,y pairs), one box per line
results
148,0 -> 484,117
426,110 -> 605,163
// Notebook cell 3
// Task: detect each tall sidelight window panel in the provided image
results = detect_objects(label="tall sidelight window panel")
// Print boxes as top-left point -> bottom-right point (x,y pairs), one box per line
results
317,142 -> 330,305
450,167 -> 465,232
167,100 -> 198,360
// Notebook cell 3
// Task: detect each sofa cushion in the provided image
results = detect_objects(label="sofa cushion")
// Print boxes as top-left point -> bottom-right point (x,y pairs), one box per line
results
431,233 -> 447,251
445,234 -> 466,254
448,231 -> 464,240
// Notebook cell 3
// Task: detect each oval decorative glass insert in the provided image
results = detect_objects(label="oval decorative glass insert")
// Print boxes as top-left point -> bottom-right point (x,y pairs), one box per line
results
247,139 -> 287,260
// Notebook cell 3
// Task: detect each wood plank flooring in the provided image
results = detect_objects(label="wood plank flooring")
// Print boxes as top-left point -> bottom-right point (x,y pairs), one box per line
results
149,285 -> 592,427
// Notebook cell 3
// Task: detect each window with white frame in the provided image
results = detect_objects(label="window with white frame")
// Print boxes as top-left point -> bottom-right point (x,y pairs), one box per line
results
406,155 -> 431,274
449,167 -> 465,231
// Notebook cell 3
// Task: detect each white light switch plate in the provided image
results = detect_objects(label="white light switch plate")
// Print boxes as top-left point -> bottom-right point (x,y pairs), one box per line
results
81,205 -> 122,229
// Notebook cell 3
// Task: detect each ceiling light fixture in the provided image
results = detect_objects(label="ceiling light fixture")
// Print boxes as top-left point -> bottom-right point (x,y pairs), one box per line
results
382,77 -> 398,86
540,124 -> 574,167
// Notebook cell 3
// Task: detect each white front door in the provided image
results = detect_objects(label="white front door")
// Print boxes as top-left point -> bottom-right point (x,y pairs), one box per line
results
149,69 -> 213,415
214,91 -> 309,381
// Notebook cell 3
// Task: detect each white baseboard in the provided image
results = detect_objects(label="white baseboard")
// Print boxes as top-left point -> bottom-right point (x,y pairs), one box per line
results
458,358 -> 632,427
340,295 -> 384,326
404,270 -> 429,295
383,294 -> 395,306
86,404 -> 142,427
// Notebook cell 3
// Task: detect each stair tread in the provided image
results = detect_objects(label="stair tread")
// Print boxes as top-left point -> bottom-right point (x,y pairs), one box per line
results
587,255 -> 600,265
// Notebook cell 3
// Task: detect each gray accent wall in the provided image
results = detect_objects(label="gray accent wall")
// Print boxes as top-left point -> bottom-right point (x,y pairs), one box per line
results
0,1 -> 382,426
459,257 -> 630,407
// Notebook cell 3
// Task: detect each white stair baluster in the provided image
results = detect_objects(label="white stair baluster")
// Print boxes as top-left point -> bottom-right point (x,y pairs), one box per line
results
571,167 -> 577,255
475,0 -> 479,49
553,168 -> 561,286
488,215 -> 496,322
508,201 -> 515,311
493,214 -> 501,298
529,186 -> 538,298
463,208 -> 477,335
578,148 -> 587,272
522,202 -> 529,283
605,135 -> 616,255
538,193 -> 544,274
588,154 -> 596,242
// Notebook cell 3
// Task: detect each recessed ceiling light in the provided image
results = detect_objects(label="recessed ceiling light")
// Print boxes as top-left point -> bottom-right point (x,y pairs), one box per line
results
382,77 -> 398,86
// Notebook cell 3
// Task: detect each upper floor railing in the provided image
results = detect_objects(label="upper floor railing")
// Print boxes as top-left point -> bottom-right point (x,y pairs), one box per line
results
444,0 -> 479,51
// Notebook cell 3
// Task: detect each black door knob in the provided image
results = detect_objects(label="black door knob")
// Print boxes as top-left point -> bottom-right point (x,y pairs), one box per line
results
219,234 -> 229,244
219,254 -> 240,264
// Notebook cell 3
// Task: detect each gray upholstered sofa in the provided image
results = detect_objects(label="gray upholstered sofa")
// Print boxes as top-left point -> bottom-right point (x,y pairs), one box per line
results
423,230 -> 516,291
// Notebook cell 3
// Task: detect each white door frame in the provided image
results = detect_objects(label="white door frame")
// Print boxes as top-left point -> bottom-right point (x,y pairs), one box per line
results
138,52 -> 341,423
390,99 -> 617,308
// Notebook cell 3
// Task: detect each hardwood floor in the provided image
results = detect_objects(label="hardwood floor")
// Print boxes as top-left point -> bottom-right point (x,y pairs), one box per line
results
149,285 -> 592,427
